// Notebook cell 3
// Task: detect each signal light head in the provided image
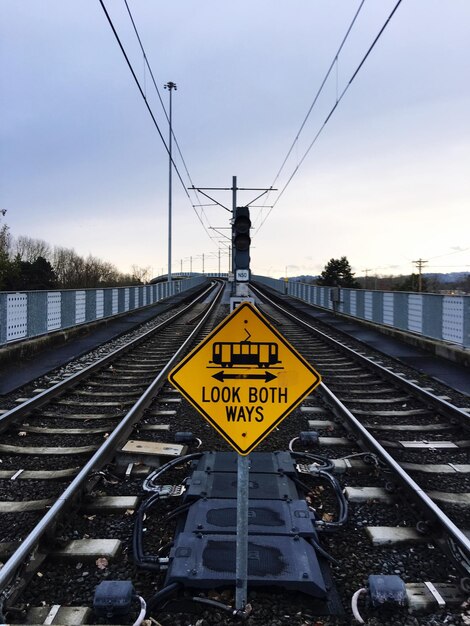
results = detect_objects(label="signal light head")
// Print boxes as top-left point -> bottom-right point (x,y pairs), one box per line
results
234,231 -> 250,251
233,207 -> 251,271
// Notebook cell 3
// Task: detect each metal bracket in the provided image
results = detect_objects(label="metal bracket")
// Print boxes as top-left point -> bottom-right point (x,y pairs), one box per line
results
424,581 -> 446,608
151,484 -> 186,498
296,463 -> 321,475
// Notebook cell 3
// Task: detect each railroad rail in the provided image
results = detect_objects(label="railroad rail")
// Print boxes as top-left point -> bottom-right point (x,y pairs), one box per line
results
0,281 -> 224,612
252,284 -> 470,568
0,283 -> 469,625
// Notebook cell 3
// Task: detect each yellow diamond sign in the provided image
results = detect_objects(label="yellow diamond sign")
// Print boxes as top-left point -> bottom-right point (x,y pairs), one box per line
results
168,301 -> 321,455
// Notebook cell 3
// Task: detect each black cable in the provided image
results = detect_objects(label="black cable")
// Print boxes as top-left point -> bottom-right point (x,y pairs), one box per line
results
134,452 -> 203,568
163,501 -> 192,522
132,492 -> 162,570
190,596 -> 235,614
291,471 -> 348,530
146,582 -> 182,615
98,1 -> 186,187
316,469 -> 348,528
289,450 -> 335,472
99,0 -> 219,248
122,0 -> 217,243
256,0 -> 404,234
143,452 -> 203,491
270,0 -> 367,191
307,537 -> 339,566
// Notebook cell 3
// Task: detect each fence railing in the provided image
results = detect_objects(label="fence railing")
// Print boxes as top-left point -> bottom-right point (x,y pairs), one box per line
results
252,275 -> 470,348
0,276 -> 209,346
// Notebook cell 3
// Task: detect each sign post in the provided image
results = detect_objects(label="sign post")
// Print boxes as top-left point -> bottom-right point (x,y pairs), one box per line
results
235,453 -> 249,610
168,301 -> 321,607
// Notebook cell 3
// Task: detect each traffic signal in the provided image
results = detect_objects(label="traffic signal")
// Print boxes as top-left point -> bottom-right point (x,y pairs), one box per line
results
233,206 -> 251,274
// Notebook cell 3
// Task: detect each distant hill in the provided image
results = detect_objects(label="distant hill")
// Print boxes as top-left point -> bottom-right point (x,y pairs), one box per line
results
282,271 -> 469,285
283,274 -> 319,282
424,272 -> 469,284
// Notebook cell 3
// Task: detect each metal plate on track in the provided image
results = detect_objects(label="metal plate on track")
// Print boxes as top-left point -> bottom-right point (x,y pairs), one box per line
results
166,533 -> 327,598
183,498 -> 316,536
184,471 -> 299,501
192,451 -> 297,475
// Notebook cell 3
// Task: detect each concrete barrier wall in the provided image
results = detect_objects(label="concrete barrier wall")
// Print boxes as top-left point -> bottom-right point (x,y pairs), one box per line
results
252,275 -> 470,348
0,276 -> 208,346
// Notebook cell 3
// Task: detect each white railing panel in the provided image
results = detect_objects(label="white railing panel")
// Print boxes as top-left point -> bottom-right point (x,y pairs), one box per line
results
364,292 -> 373,320
75,291 -> 86,324
442,296 -> 464,344
383,293 -> 394,326
112,289 -> 118,315
6,293 -> 28,341
96,290 -> 104,319
47,292 -> 62,330
350,291 -> 357,316
408,295 -> 423,333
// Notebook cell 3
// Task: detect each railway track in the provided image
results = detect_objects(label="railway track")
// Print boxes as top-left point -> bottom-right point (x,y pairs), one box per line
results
0,283 -> 469,626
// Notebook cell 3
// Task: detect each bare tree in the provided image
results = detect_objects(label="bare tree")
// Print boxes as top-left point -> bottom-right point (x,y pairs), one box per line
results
131,265 -> 152,284
14,236 -> 52,263
53,246 -> 85,288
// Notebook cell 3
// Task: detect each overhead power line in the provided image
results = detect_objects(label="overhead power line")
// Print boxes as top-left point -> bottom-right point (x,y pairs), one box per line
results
269,0 -> 366,192
122,0 -> 213,237
99,0 -> 218,245
256,0 -> 404,234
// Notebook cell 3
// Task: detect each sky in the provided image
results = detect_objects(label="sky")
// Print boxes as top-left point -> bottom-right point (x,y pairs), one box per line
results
1,0 -> 469,280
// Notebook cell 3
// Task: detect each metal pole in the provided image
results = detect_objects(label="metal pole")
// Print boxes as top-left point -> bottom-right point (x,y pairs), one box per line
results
235,453 -> 249,609
164,81 -> 177,284
218,248 -> 221,276
232,176 -> 237,271
202,253 -> 205,274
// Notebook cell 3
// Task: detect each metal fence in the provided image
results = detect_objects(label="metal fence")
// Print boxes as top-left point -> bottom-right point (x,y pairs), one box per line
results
252,276 -> 470,349
0,276 -> 208,346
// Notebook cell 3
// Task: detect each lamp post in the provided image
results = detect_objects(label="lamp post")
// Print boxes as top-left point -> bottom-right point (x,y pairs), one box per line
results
164,81 -> 177,284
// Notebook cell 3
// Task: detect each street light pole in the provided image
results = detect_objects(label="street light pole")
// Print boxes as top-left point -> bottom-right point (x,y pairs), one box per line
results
164,81 -> 177,284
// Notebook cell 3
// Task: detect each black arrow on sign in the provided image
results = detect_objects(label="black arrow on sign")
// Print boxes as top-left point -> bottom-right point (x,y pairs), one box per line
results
212,371 -> 277,383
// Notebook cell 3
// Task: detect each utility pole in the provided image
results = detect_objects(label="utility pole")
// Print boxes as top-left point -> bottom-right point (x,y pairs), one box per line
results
189,177 -> 276,286
188,176 -> 276,614
362,268 -> 372,289
232,175 -> 237,275
412,258 -> 428,292
164,81 -> 177,284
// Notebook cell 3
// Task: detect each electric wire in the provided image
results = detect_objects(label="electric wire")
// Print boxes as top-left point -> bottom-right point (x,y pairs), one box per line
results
99,0 -> 218,247
256,0 -> 404,234
270,0 -> 366,191
122,0 -> 215,241
251,0 -> 366,231
98,0 -> 185,192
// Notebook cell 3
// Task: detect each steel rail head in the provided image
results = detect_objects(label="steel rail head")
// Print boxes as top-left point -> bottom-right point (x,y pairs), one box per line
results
320,381 -> 470,565
0,281 -> 216,433
0,281 -> 224,594
250,283 -> 470,425
250,283 -> 470,570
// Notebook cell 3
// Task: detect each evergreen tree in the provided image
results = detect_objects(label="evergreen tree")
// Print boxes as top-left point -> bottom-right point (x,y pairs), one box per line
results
393,273 -> 428,293
4,256 -> 57,290
0,221 -> 12,290
317,256 -> 360,288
